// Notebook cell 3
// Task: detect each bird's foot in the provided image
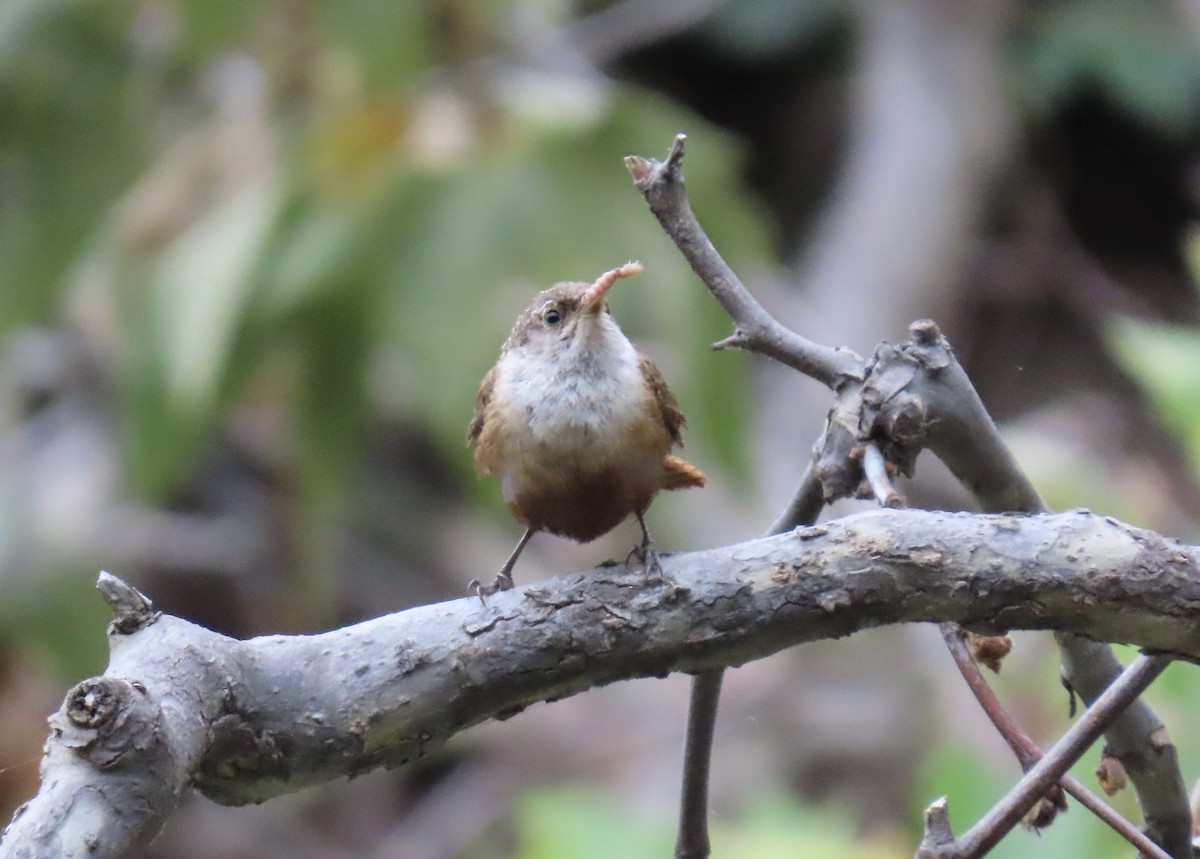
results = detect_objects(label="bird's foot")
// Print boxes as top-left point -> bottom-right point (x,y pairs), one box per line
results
625,539 -> 665,585
467,570 -> 515,604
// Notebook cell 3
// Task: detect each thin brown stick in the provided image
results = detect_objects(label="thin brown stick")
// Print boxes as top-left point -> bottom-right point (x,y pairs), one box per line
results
940,624 -> 1172,859
626,135 -> 864,390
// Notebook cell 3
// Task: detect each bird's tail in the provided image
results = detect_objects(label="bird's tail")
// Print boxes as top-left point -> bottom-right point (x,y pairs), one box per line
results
661,455 -> 707,490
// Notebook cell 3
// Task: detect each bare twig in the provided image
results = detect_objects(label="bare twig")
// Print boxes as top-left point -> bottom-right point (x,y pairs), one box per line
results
940,624 -> 1172,859
627,130 -> 855,859
676,670 -> 722,859
767,461 -> 826,535
862,442 -> 905,507
953,654 -> 1173,858
625,135 -> 865,390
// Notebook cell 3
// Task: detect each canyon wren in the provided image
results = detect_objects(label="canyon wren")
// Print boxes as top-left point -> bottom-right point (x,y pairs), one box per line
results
467,262 -> 706,594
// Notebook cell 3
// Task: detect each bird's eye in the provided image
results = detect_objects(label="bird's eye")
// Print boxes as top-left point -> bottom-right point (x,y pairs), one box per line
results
543,307 -> 562,325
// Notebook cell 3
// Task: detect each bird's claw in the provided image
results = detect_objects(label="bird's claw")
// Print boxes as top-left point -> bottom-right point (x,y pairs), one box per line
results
467,570 -> 515,604
625,540 -> 665,584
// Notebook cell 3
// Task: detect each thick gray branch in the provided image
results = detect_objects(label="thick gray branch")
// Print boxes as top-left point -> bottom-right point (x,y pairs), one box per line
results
4,508 -> 1200,857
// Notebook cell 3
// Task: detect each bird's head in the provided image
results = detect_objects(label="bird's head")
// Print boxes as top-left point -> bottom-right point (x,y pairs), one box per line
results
503,262 -> 643,361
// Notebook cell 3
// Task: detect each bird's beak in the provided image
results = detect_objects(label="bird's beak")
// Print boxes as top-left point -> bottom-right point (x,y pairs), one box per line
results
580,261 -> 644,315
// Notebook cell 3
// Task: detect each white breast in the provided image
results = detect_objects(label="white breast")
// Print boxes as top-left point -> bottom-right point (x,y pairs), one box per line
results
490,317 -> 648,469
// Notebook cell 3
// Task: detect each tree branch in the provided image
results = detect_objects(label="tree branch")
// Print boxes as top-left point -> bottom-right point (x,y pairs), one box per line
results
861,320 -> 1193,857
625,134 -> 865,390
627,133 -> 1191,856
5,509 -> 1200,856
940,624 -> 1172,859
676,670 -> 722,859
949,654 -> 1172,858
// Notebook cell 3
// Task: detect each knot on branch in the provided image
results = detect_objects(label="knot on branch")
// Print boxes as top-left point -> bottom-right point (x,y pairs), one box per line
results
58,677 -> 163,770
909,318 -> 943,345
98,571 -> 160,635
1095,749 -> 1128,796
815,321 -> 960,503
66,677 -> 126,730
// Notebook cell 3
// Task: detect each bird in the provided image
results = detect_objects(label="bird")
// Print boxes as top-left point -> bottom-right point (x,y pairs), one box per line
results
467,261 -> 706,595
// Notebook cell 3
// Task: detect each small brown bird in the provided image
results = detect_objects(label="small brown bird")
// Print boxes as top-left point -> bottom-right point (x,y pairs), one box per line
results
468,262 -> 706,594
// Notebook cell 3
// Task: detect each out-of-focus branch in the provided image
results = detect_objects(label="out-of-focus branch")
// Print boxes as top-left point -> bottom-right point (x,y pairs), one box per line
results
676,670 -> 721,859
565,0 -> 730,65
795,0 -> 1013,345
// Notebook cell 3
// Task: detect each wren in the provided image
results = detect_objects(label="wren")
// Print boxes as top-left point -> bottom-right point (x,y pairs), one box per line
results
467,262 -> 706,594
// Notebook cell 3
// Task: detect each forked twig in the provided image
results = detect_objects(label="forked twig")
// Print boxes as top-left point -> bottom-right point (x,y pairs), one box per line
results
940,625 -> 1171,859
921,653 -> 1173,858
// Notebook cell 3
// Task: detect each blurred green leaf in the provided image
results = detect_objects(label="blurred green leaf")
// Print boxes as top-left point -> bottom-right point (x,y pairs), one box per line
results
175,0 -> 257,58
0,0 -> 144,331
515,786 -> 673,859
0,572 -> 109,680
1017,0 -> 1200,134
514,786 -> 905,859
312,0 -> 434,90
153,174 -> 283,417
1107,315 -> 1200,468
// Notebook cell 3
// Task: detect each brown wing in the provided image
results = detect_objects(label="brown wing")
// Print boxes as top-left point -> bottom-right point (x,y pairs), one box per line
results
638,352 -> 686,447
467,364 -> 497,448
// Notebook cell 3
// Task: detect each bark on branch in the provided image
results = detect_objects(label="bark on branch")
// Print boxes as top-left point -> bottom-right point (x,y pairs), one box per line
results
3,508 -> 1199,857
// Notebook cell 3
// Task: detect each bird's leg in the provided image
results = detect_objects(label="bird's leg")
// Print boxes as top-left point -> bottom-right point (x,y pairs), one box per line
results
627,513 -> 663,582
469,528 -> 534,602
